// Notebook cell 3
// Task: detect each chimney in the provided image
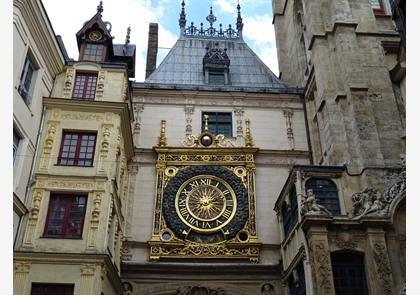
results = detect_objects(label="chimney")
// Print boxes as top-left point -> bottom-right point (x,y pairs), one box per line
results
145,23 -> 159,79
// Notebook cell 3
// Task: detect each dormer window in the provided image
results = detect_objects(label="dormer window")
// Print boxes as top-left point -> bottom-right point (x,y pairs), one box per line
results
203,45 -> 230,85
80,43 -> 106,62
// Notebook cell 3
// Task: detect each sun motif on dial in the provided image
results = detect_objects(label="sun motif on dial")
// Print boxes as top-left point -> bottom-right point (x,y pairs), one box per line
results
188,185 -> 225,220
175,175 -> 237,233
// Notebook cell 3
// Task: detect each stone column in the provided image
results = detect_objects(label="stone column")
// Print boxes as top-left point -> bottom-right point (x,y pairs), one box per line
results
14,261 -> 31,295
80,264 -> 96,295
365,227 -> 394,295
307,225 -> 335,295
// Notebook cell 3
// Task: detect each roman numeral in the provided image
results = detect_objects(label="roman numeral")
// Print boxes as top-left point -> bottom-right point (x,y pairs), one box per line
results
202,222 -> 212,229
226,200 -> 234,207
179,199 -> 186,207
222,190 -> 230,196
189,180 -> 200,188
222,209 -> 232,219
200,178 -> 211,185
179,207 -> 188,216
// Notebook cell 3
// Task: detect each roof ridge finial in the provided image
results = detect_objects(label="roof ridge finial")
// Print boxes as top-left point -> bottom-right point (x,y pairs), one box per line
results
206,6 -> 217,28
125,26 -> 131,45
97,1 -> 104,15
179,0 -> 187,32
236,0 -> 243,38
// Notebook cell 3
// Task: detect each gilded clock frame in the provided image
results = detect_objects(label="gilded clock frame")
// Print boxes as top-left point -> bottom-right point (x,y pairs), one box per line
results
148,146 -> 261,263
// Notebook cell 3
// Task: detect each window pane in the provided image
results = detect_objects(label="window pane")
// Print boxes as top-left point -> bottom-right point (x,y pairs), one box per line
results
58,132 -> 96,166
13,130 -> 20,162
202,112 -> 232,137
305,178 -> 340,215
72,73 -> 97,100
18,56 -> 36,104
44,195 -> 87,238
31,283 -> 74,295
209,73 -> 225,85
371,0 -> 382,9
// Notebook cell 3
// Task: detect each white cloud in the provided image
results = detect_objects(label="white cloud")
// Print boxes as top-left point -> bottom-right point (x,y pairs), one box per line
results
243,13 -> 274,45
214,0 -> 236,14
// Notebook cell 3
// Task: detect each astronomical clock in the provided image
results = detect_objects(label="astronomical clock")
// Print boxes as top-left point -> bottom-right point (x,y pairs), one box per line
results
148,117 -> 261,262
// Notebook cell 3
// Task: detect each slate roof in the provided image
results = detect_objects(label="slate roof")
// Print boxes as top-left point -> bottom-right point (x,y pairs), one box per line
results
144,35 -> 287,89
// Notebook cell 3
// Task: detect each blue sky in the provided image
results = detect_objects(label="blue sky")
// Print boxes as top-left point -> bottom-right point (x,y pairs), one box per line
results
42,0 -> 278,81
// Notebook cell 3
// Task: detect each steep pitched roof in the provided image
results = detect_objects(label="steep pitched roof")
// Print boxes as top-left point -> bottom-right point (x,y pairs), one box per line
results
145,36 -> 286,88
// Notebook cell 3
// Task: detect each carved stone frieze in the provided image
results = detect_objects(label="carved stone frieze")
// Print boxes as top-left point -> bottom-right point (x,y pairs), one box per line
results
372,242 -> 393,295
29,190 -> 43,220
352,162 -> 405,218
60,112 -> 104,121
176,286 -> 228,295
80,264 -> 96,276
308,241 -> 334,295
46,180 -> 95,190
335,232 -> 358,250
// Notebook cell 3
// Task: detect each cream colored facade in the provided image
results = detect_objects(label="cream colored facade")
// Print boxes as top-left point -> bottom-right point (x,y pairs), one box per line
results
13,1 -> 405,294
14,5 -> 135,295
13,0 -> 65,242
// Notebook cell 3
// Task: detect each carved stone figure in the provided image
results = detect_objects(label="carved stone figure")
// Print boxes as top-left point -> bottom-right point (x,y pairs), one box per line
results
301,189 -> 331,216
261,283 -> 274,295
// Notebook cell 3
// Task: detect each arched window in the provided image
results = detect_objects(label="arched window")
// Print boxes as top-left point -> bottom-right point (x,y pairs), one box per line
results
331,252 -> 369,295
305,178 -> 340,215
281,186 -> 298,237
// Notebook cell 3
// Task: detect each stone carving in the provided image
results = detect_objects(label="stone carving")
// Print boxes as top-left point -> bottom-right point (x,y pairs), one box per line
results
182,134 -> 234,147
157,120 -> 167,147
63,68 -> 75,97
96,71 -> 106,98
352,162 -> 405,217
29,190 -> 43,220
234,107 -> 244,138
80,264 -> 96,276
122,282 -> 133,295
283,109 -> 294,150
184,104 -> 194,136
60,112 -> 104,121
177,286 -> 228,295
309,241 -> 334,294
46,180 -> 94,190
261,283 -> 274,295
14,261 -> 31,273
92,193 -> 101,222
301,189 -> 331,216
372,242 -> 393,295
335,232 -> 358,250
244,118 -> 254,147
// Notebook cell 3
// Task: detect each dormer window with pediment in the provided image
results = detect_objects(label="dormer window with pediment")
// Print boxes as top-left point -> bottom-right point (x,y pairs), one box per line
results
203,45 -> 230,85
80,28 -> 107,62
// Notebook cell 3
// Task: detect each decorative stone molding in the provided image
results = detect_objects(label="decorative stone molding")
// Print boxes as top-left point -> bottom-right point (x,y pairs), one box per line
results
122,77 -> 128,101
40,121 -> 59,171
133,103 -> 144,133
23,190 -> 44,247
14,261 -> 31,295
176,286 -> 228,295
308,240 -> 334,295
121,246 -> 133,261
301,189 -> 331,216
95,71 -> 106,98
352,162 -> 405,218
372,242 -> 393,295
88,193 -> 102,249
81,264 -> 96,276
157,120 -> 167,147
234,107 -> 244,138
184,104 -> 194,137
63,68 -> 75,97
98,124 -> 113,173
14,261 -> 31,273
335,232 -> 358,250
100,264 -> 108,280
244,118 -> 254,147
283,109 -> 295,150
261,283 -> 275,295
60,112 -> 104,121
45,180 -> 96,191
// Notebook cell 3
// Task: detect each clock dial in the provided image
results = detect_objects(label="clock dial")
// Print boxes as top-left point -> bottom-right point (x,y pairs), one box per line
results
175,175 -> 237,233
162,165 -> 249,244
88,30 -> 102,41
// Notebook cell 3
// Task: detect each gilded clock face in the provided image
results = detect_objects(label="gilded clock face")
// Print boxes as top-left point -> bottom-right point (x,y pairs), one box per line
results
88,30 -> 102,41
162,165 -> 249,244
175,175 -> 237,233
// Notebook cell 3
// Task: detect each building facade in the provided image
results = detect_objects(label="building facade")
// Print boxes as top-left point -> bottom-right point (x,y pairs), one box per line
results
14,2 -> 136,294
272,0 -> 405,294
13,0 -> 65,243
13,0 -> 405,294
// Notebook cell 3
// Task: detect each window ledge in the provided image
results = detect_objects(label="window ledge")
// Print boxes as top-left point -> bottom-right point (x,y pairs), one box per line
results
40,236 -> 83,240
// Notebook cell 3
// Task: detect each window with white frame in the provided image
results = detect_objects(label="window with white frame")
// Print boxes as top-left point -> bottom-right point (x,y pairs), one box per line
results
18,55 -> 36,105
13,129 -> 21,163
